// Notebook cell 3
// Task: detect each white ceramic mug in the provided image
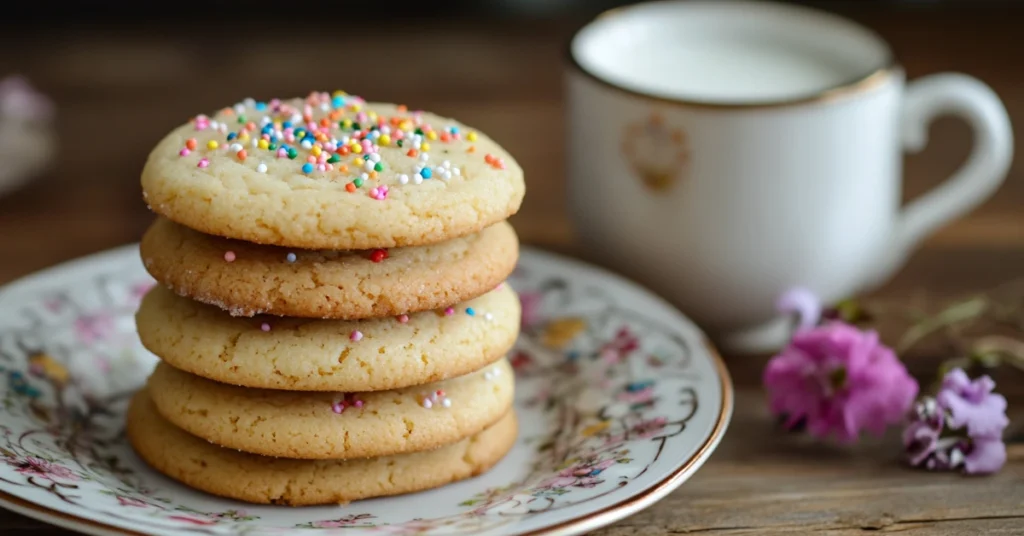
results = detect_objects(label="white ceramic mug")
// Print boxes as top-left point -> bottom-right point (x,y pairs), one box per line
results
566,0 -> 1013,354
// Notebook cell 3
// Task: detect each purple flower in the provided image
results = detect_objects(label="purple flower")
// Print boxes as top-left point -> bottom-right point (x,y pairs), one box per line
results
902,398 -> 944,467
764,321 -> 918,442
776,287 -> 822,330
936,368 -> 1009,438
0,76 -> 53,123
903,369 -> 1009,475
962,437 -> 1007,474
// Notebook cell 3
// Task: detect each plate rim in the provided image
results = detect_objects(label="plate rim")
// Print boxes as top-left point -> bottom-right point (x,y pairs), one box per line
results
0,244 -> 734,536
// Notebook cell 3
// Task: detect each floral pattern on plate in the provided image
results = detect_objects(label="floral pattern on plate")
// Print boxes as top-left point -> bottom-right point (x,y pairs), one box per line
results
0,246 -> 730,536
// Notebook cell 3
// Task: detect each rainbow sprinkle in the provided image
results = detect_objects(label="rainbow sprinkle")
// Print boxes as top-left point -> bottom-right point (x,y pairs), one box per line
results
178,91 -> 501,200
332,393 -> 365,414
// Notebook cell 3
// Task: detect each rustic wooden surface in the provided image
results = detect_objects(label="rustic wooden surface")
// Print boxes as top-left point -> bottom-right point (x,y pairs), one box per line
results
1,6 -> 1023,535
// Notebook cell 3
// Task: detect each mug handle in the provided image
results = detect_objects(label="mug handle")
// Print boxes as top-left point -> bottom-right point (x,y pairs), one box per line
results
876,73 -> 1014,285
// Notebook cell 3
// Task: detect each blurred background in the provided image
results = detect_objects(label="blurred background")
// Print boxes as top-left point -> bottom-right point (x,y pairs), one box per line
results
0,0 -> 1022,291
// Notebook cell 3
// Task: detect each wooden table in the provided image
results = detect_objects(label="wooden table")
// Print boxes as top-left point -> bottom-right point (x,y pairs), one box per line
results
1,6 -> 1023,535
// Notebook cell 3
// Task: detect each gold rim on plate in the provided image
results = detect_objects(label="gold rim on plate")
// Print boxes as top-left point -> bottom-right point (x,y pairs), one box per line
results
0,341 -> 733,536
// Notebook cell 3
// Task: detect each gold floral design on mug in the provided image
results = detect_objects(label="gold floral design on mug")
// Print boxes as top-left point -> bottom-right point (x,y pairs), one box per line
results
621,113 -> 689,192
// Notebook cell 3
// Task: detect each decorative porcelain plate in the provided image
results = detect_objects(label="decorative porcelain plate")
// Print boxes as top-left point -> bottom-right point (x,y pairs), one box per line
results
0,245 -> 732,536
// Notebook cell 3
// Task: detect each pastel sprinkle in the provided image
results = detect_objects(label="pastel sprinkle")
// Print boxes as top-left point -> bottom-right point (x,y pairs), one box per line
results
421,389 -> 451,409
224,251 -> 236,262
444,307 -> 455,316
171,92 -> 494,191
465,307 -> 476,316
260,322 -> 271,332
484,312 -> 494,321
350,330 -> 363,342
286,252 -> 297,263
331,394 -> 364,414
369,248 -> 388,263
397,314 -> 409,323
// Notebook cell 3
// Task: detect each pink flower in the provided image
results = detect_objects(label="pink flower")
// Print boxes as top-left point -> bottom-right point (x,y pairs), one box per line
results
519,292 -> 543,329
9,457 -> 79,482
630,417 -> 668,438
116,495 -> 149,508
764,321 -> 918,442
617,386 -> 654,405
538,458 -> 616,491
599,328 -> 640,363
74,313 -> 115,344
167,515 -> 216,526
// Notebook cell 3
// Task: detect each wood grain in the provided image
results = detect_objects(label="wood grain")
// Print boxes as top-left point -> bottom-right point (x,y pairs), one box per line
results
0,6 -> 1022,535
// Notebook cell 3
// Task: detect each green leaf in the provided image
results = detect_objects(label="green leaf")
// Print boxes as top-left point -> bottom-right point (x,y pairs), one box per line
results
898,297 -> 988,353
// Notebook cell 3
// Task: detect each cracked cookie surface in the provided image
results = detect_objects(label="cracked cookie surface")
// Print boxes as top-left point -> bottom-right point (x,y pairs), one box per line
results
136,284 -> 519,391
141,217 -> 518,319
128,390 -> 517,506
140,94 -> 525,250
147,359 -> 513,460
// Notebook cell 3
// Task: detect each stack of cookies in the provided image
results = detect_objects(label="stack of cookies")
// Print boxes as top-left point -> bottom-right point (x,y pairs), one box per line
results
126,92 -> 525,506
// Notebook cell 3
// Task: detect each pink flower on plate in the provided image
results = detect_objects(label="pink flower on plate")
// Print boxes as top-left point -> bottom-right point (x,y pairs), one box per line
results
309,514 -> 374,528
519,292 -> 543,329
9,457 -> 79,482
538,458 -> 616,490
116,495 -> 149,508
167,515 -> 217,526
617,386 -> 654,405
74,313 -> 115,344
599,327 -> 640,363
764,321 -> 918,443
630,416 -> 668,439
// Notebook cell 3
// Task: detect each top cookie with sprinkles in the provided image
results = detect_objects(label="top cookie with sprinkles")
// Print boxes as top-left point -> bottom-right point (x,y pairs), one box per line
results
141,91 -> 525,250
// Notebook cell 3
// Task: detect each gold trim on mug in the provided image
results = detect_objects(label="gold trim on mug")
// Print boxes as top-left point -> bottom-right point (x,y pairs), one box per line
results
567,1 -> 901,110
